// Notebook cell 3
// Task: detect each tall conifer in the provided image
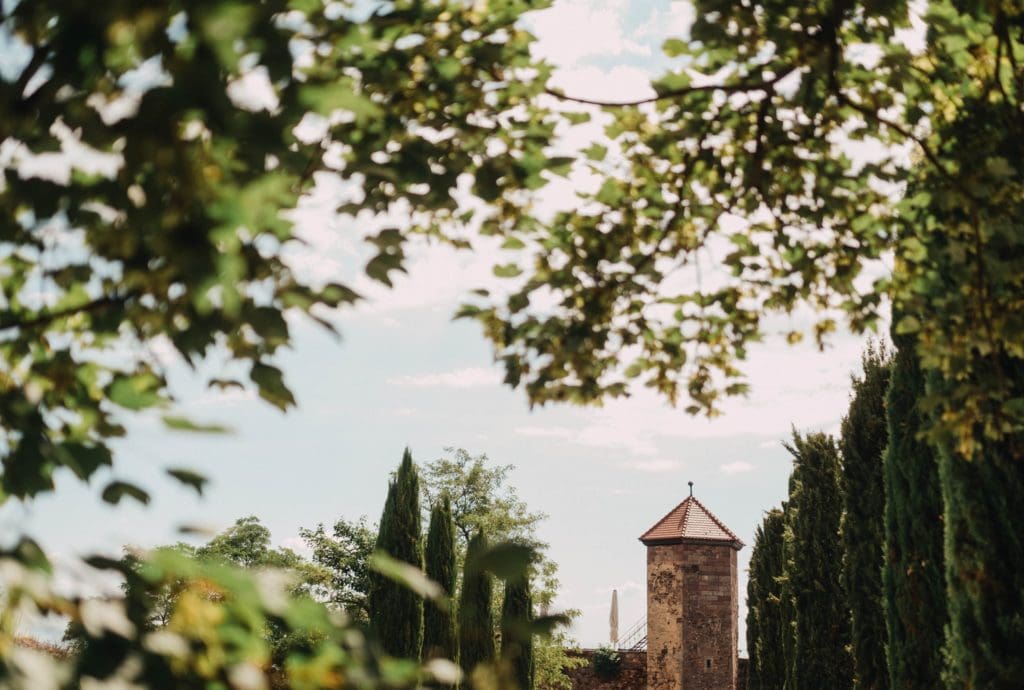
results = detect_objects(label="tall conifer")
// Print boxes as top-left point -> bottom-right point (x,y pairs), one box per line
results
882,333 -> 947,689
459,530 -> 495,683
784,431 -> 852,690
501,575 -> 533,690
747,509 -> 786,690
840,344 -> 891,690
746,532 -> 763,690
424,496 -> 458,666
368,448 -> 424,659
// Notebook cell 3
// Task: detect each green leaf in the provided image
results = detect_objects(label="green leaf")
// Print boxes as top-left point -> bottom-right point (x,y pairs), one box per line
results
162,416 -> 232,434
250,363 -> 296,411
582,143 -> 608,162
563,112 -> 591,125
101,481 -> 151,506
368,551 -> 449,609
662,38 -> 689,57
435,57 -> 461,80
108,373 -> 164,411
299,83 -> 382,119
166,468 -> 209,496
493,263 -> 523,278
59,443 -> 113,481
546,156 -> 574,177
895,315 -> 921,335
466,541 -> 535,581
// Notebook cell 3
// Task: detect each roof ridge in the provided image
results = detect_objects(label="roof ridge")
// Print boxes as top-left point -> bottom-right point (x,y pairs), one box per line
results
689,496 -> 741,543
638,498 -> 689,542
679,496 -> 693,533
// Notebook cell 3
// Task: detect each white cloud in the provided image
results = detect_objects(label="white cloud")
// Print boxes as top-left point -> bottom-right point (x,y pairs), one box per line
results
548,64 -> 656,103
515,425 -> 576,439
630,458 -> 684,473
720,461 -> 755,475
528,0 -> 651,67
635,2 -> 696,42
387,367 -> 502,389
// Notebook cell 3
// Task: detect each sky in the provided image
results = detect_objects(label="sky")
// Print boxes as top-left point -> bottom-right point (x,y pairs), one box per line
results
1,0 -> 885,652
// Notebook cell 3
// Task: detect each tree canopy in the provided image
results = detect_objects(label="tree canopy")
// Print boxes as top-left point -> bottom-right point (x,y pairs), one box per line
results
3,0 -> 1024,687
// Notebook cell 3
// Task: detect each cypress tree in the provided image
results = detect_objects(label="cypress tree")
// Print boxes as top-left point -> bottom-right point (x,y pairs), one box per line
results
423,496 -> 458,666
932,359 -> 1024,687
368,448 -> 424,659
784,431 -> 852,690
899,99 -> 1024,686
747,509 -> 786,690
458,530 -> 496,684
746,528 -> 763,690
501,575 -> 533,690
839,344 -> 891,690
883,331 -> 947,689
780,499 -> 796,690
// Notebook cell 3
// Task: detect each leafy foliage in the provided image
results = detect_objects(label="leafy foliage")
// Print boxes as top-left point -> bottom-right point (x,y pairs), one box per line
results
299,516 -> 377,623
589,646 -> 621,681
369,448 -> 424,660
0,0 -> 556,503
420,450 -> 561,608
839,344 -> 891,690
420,448 -> 578,685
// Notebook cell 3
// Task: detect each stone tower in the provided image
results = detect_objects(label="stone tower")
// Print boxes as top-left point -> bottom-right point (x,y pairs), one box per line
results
640,490 -> 744,690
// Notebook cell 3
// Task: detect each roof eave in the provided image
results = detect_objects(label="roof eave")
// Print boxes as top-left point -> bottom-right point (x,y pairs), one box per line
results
639,536 -> 744,550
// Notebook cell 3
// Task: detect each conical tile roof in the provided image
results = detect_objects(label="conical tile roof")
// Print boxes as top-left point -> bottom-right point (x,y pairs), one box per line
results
639,495 -> 743,549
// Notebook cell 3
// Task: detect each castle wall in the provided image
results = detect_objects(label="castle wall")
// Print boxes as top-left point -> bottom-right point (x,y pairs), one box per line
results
555,649 -> 647,690
646,542 -> 738,690
558,650 -> 748,690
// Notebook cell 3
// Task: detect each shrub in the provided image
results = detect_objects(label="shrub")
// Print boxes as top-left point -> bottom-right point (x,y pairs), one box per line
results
590,646 -> 621,680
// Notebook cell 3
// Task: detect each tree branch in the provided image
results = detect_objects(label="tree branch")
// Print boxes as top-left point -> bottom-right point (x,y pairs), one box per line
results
544,65 -> 799,108
14,44 -> 49,99
0,293 -> 130,334
834,92 -> 976,201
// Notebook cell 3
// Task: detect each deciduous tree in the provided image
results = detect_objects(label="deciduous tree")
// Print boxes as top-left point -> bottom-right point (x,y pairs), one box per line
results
299,516 -> 377,622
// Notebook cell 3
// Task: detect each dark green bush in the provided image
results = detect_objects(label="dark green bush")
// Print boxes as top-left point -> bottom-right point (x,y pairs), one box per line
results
591,646 -> 621,680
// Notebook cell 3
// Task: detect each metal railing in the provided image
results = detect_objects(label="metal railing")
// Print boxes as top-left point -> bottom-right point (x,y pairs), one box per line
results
617,616 -> 646,651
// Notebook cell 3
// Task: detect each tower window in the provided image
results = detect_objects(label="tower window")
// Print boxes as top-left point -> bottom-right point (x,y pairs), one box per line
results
705,659 -> 712,670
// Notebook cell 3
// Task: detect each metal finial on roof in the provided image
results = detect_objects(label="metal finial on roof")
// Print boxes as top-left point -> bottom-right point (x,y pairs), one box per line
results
688,481 -> 694,497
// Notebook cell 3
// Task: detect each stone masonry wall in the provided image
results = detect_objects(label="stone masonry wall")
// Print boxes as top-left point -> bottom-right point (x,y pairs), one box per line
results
558,650 -> 646,690
646,542 -> 738,690
560,650 -> 748,690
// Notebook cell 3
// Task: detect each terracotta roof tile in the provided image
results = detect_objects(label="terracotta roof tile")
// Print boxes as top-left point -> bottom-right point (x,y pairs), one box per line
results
639,496 -> 743,549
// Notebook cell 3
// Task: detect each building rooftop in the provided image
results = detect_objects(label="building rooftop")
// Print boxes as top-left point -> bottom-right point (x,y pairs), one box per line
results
639,495 -> 744,549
